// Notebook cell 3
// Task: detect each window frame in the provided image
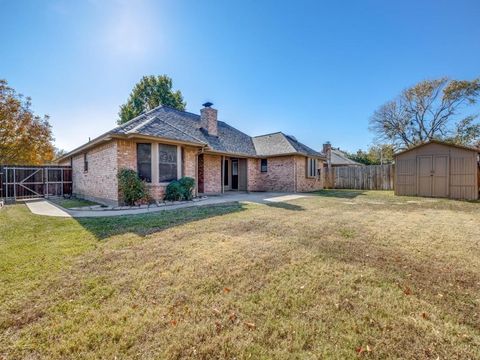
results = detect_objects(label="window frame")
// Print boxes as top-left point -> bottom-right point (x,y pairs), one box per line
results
158,143 -> 178,183
136,143 -> 152,183
260,158 -> 268,173
83,153 -> 88,173
307,157 -> 318,178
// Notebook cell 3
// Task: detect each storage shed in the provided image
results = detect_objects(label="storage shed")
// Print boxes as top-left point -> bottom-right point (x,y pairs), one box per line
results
395,140 -> 479,200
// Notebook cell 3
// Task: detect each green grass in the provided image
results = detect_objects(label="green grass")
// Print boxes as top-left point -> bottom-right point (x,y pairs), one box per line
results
1,191 -> 479,359
50,197 -> 100,209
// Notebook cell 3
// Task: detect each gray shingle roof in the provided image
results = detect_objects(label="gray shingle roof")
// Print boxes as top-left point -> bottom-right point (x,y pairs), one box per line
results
61,105 -> 323,159
111,106 -> 257,156
330,148 -> 362,166
252,132 -> 323,157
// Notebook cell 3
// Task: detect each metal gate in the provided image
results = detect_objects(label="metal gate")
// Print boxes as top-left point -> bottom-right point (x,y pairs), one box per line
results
0,165 -> 72,201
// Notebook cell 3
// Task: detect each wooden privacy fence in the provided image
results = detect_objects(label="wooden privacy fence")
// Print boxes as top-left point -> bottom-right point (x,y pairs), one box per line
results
0,165 -> 72,201
320,164 -> 394,190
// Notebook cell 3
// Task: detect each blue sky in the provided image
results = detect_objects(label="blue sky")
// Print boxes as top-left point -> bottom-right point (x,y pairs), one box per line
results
2,0 -> 479,152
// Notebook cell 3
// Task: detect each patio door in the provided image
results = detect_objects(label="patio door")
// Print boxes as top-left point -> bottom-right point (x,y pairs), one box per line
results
231,159 -> 238,190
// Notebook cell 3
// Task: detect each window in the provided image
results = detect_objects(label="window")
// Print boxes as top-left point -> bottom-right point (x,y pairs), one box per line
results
260,158 -> 268,172
83,153 -> 88,172
307,158 -> 317,178
223,159 -> 229,186
159,144 -> 177,182
137,143 -> 152,182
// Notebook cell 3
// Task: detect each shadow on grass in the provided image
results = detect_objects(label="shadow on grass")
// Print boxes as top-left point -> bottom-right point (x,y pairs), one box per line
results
311,189 -> 366,199
75,202 -> 246,240
264,201 -> 305,211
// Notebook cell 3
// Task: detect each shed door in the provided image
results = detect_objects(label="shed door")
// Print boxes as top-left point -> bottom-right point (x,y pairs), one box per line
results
417,156 -> 433,197
432,155 -> 448,197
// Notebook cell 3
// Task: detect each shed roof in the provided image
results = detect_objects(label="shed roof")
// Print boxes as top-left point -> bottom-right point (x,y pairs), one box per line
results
394,140 -> 480,157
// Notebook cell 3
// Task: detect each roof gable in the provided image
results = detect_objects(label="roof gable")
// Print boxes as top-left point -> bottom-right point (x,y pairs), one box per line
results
330,149 -> 362,166
252,132 -> 323,157
394,140 -> 480,157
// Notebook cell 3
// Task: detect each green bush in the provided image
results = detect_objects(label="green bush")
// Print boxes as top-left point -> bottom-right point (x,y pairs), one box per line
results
179,177 -> 195,200
117,168 -> 149,206
165,177 -> 195,201
165,181 -> 183,201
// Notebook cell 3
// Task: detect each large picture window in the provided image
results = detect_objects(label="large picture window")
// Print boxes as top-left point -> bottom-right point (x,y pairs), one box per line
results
159,144 -> 178,182
307,158 -> 317,178
137,143 -> 152,182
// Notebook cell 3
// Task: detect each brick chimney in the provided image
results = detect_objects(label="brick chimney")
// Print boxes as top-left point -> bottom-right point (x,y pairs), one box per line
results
200,102 -> 218,136
323,142 -> 332,167
322,142 -> 332,154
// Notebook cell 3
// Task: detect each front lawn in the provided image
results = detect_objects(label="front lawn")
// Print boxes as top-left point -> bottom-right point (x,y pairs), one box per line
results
1,191 -> 479,359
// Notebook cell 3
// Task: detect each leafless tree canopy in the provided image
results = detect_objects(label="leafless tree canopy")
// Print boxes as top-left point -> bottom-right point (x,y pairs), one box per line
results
370,78 -> 480,149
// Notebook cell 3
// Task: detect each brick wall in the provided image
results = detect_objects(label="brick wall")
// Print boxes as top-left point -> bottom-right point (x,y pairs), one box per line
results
117,139 -> 137,171
295,156 -> 324,192
71,140 -> 119,205
183,146 -> 197,179
116,141 -> 200,202
247,156 -> 295,192
200,154 -> 222,194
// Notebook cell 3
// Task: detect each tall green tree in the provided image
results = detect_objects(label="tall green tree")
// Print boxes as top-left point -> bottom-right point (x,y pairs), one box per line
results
370,78 -> 480,149
118,75 -> 186,124
0,79 -> 55,165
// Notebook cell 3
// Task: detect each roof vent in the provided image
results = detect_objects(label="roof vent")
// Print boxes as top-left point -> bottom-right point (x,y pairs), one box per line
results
202,102 -> 213,108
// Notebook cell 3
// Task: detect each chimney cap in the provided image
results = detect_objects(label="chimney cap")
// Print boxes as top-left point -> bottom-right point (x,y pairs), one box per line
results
202,102 -> 213,108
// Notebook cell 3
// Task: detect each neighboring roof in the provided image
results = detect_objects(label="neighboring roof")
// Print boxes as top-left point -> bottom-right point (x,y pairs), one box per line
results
330,148 -> 363,166
252,132 -> 323,158
59,106 -> 321,160
394,140 -> 480,157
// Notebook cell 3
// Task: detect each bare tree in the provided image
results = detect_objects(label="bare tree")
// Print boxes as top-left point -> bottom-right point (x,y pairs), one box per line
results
370,78 -> 480,149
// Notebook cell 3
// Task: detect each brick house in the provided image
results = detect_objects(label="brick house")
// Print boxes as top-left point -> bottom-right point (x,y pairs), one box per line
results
58,103 -> 325,205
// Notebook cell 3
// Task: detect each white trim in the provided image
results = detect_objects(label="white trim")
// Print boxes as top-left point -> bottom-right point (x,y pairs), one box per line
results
151,143 -> 159,183
177,145 -> 182,179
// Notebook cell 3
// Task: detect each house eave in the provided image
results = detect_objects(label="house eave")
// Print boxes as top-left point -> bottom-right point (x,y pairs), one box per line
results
56,134 -> 118,162
124,133 -> 206,148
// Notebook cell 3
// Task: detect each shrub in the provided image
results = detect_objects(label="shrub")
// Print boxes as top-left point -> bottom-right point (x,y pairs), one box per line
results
165,180 -> 183,201
179,177 -> 195,200
165,177 -> 195,201
117,168 -> 149,206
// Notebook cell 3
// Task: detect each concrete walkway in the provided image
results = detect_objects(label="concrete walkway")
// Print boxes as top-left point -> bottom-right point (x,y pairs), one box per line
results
25,199 -> 72,218
24,192 -> 312,218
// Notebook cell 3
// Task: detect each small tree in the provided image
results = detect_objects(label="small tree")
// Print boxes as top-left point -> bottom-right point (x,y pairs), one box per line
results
347,144 -> 394,165
370,78 -> 480,149
0,79 -> 55,164
117,168 -> 149,205
118,75 -> 186,124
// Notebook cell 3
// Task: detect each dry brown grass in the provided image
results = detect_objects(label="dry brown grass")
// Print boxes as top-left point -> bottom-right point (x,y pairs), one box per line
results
1,190 -> 479,359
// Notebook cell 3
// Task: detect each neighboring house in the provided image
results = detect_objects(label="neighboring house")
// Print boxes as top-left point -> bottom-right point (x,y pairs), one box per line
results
322,143 -> 362,167
58,103 -> 325,205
